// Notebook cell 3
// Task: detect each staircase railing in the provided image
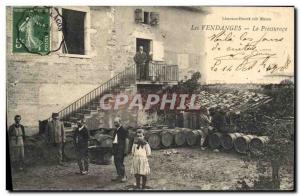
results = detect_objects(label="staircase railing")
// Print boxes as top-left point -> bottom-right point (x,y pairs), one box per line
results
48,65 -> 137,121
47,62 -> 179,122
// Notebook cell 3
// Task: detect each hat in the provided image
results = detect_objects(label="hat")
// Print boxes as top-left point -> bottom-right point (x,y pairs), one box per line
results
52,113 -> 59,118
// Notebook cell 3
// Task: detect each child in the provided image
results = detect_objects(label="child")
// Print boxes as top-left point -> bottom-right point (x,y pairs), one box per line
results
131,129 -> 151,189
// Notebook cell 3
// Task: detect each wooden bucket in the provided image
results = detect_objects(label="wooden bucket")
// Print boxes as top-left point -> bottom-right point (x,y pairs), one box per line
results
208,132 -> 223,149
63,139 -> 77,160
161,129 -> 174,148
147,130 -> 162,149
94,133 -> 113,148
186,130 -> 202,146
88,147 -> 112,165
174,129 -> 186,146
221,133 -> 244,150
249,136 -> 269,153
234,135 -> 256,154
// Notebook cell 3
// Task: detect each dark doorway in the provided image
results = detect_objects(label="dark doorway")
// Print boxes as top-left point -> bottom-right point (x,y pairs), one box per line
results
136,38 -> 152,55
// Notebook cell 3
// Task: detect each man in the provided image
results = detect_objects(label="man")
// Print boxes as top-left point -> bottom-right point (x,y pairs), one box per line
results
111,117 -> 129,182
8,115 -> 26,171
74,119 -> 90,175
134,46 -> 148,80
46,113 -> 65,165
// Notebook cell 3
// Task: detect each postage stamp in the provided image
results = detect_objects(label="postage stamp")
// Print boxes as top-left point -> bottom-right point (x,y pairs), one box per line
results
13,7 -> 50,55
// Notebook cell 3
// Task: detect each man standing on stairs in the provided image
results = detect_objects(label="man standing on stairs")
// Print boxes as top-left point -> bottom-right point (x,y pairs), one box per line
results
111,117 -> 129,182
134,46 -> 148,81
46,113 -> 65,166
74,119 -> 90,175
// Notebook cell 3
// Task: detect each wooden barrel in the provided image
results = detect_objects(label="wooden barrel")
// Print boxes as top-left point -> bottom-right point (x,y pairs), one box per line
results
186,130 -> 202,146
249,136 -> 269,153
161,129 -> 174,148
234,135 -> 256,154
94,133 -> 113,148
208,132 -> 223,149
221,133 -> 244,150
174,129 -> 186,146
147,130 -> 162,149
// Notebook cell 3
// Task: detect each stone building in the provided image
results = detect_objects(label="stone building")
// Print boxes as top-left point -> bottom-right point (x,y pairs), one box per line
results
6,6 -> 207,135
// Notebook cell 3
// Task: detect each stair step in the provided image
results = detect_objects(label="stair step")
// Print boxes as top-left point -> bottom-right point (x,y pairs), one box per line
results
69,116 -> 80,123
74,113 -> 85,119
82,109 -> 92,114
89,104 -> 98,110
63,121 -> 73,128
64,127 -> 74,133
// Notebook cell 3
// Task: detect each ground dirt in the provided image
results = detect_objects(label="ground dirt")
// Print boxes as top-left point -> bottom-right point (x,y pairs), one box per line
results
11,147 -> 294,191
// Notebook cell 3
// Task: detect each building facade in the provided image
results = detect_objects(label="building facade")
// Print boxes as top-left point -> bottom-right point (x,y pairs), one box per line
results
6,6 -> 207,134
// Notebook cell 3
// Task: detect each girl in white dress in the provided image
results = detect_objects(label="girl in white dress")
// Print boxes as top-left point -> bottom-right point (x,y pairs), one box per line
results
131,129 -> 151,189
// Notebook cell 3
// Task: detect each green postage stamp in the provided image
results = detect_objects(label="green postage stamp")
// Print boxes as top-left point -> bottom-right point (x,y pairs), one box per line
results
13,7 -> 50,55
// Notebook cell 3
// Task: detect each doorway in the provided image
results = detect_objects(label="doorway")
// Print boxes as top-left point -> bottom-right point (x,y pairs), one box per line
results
136,38 -> 152,55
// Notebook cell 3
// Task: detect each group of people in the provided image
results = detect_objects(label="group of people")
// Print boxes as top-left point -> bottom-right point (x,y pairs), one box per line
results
8,114 -> 152,190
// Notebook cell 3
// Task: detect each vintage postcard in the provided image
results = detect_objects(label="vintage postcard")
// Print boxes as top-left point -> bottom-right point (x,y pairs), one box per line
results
6,6 -> 295,191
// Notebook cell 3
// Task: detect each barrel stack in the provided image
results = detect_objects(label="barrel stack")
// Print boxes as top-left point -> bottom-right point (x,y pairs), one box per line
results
221,133 -> 244,150
249,136 -> 269,154
234,135 -> 256,154
174,128 -> 187,147
146,129 -> 162,150
186,130 -> 204,146
161,129 -> 174,148
208,132 -> 223,149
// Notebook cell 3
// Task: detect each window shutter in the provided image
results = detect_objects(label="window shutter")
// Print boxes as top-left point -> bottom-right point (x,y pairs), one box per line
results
150,12 -> 159,25
135,9 -> 143,23
153,41 -> 164,61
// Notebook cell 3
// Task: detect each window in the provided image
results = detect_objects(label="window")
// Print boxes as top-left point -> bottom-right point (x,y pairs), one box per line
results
143,12 -> 150,24
62,9 -> 86,55
135,9 -> 159,26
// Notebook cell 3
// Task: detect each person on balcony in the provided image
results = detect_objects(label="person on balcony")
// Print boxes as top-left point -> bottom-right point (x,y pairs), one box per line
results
111,117 -> 129,182
8,115 -> 26,171
134,46 -> 148,80
74,119 -> 90,175
46,113 -> 65,166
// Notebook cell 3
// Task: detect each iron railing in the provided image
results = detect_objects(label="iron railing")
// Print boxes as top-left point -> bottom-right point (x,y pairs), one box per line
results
148,61 -> 179,82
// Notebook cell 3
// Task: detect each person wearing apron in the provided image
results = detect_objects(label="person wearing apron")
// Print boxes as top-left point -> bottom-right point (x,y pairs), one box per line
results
8,115 -> 25,171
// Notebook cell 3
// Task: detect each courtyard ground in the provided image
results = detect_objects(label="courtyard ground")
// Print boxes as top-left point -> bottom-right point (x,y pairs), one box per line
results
10,147 -> 294,191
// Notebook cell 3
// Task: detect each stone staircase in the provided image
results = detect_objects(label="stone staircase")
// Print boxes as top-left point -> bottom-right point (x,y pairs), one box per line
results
45,65 -> 137,131
42,61 -> 179,132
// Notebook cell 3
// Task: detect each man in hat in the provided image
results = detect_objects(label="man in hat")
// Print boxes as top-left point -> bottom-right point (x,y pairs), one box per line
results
8,115 -> 26,171
46,113 -> 65,165
74,119 -> 90,175
111,117 -> 129,182
134,46 -> 148,80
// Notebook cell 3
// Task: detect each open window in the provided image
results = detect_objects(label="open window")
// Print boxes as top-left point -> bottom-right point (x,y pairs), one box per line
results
135,9 -> 159,26
62,9 -> 86,55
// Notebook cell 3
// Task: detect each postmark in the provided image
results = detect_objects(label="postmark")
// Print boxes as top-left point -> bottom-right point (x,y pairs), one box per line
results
13,6 -> 66,55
